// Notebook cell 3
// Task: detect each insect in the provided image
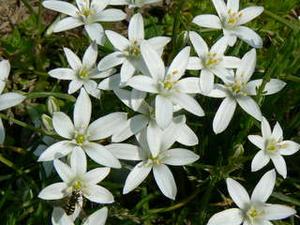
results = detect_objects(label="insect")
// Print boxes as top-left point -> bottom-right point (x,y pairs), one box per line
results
64,190 -> 83,216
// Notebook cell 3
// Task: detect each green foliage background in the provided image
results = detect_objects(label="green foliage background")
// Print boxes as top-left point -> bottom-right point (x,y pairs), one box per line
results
0,0 -> 299,224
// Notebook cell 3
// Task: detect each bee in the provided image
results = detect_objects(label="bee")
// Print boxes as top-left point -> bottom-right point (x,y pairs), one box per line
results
64,190 -> 83,216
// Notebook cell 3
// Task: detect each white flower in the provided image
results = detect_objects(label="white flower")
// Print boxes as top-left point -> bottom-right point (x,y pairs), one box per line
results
187,31 -> 241,93
127,42 -> 204,129
207,170 -> 296,225
38,148 -> 114,204
98,13 -> 170,84
49,42 -> 115,98
107,127 -> 199,200
42,0 -> 126,45
51,207 -> 108,225
207,49 -> 286,134
109,0 -> 161,8
0,60 -> 26,144
109,88 -> 198,146
248,117 -> 300,178
193,0 -> 264,48
38,88 -> 127,168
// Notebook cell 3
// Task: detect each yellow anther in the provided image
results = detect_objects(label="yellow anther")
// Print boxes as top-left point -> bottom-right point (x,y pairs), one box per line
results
75,134 -> 86,145
73,181 -> 82,190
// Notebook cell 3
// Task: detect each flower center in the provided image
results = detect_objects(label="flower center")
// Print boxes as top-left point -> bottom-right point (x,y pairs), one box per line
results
266,139 -> 280,153
75,134 -> 86,145
204,52 -> 222,68
144,156 -> 162,167
224,9 -> 243,28
72,180 -> 82,190
227,80 -> 247,96
124,41 -> 141,58
246,206 -> 264,224
78,67 -> 90,79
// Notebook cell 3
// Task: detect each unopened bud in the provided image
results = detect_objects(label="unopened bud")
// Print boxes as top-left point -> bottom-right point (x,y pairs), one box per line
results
47,96 -> 60,115
42,114 -> 54,132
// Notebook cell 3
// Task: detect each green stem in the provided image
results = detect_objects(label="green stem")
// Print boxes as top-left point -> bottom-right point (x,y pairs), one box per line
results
284,75 -> 300,83
26,92 -> 76,102
264,10 -> 299,31
20,0 -> 37,17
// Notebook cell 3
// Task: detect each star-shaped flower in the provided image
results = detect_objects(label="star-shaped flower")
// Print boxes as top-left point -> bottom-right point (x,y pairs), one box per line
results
248,117 -> 300,178
42,0 -> 126,45
187,31 -> 241,93
127,42 -> 204,129
0,60 -> 26,144
98,13 -> 170,84
193,0 -> 264,48
109,0 -> 162,8
107,126 -> 199,200
49,42 -> 115,98
206,49 -> 286,134
207,170 -> 296,225
38,148 -> 114,205
38,88 -> 127,168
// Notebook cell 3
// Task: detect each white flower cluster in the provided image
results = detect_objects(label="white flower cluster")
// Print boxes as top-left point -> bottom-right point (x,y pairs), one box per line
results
36,0 -> 299,224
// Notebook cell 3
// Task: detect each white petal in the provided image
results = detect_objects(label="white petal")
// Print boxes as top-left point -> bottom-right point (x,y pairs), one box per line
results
42,1 -> 79,17
263,204 -> 296,220
130,89 -> 147,112
207,208 -> 243,225
176,77 -> 201,93
210,66 -> 232,82
0,60 -> 10,80
153,164 -> 177,200
49,68 -> 76,80
206,84 -> 228,98
88,112 -> 127,140
83,42 -> 98,68
53,112 -> 74,139
212,0 -> 227,17
123,162 -> 152,194
51,207 -> 74,225
279,141 -> 300,156
83,168 -> 110,184
261,117 -> 272,139
98,74 -> 120,90
222,56 -> 241,68
155,95 -> 173,129
169,93 -> 205,117
106,144 -> 142,161
236,96 -> 262,121
233,26 -> 263,48
272,122 -> 283,141
245,79 -> 286,96
210,36 -> 229,55
162,148 -> 199,166
177,124 -> 199,146
129,13 -> 144,41
248,135 -> 264,149
146,37 -> 171,54
238,7 -> 264,25
111,114 -> 148,142
98,52 -> 124,71
0,93 -> 25,111
200,69 -> 214,94
189,31 -> 208,57
89,68 -> 115,79
54,159 -> 73,183
192,15 -> 222,29
251,150 -> 270,172
85,24 -> 105,45
236,49 -> 256,83
91,0 -> 109,11
38,141 -> 74,161
0,119 -> 5,144
94,9 -> 126,22
71,147 -> 87,176
74,88 -> 91,130
84,142 -> 121,168
167,47 -> 190,81
84,184 -> 114,204
53,17 -> 83,33
251,169 -> 276,203
213,97 -> 237,134
83,207 -> 108,225
140,41 -> 165,80
226,178 -> 250,209
105,30 -> 129,51
84,80 -> 101,99
120,60 -> 136,83
147,121 -> 162,157
63,48 -> 82,71
187,57 -> 202,70
68,80 -> 83,94
38,183 -> 68,200
270,154 -> 287,178
127,76 -> 158,93
227,0 -> 239,12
